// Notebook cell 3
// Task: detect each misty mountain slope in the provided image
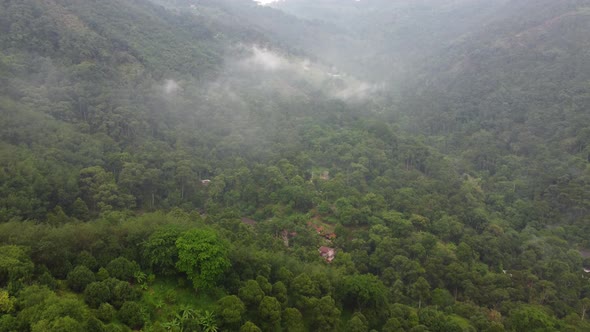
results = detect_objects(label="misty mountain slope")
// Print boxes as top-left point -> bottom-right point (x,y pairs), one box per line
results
0,0 -> 232,78
3,1 -> 590,331
148,0 -> 368,82
408,0 -> 590,160
420,0 -> 590,102
272,0 -> 590,152
0,0 -> 431,222
0,0 -> 317,140
272,0 -> 513,81
0,0 -> 586,241
394,0 -> 590,227
0,0 -> 228,138
269,0 -> 590,227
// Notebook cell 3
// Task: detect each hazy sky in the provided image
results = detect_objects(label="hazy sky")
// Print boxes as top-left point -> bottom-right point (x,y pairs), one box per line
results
256,0 -> 278,5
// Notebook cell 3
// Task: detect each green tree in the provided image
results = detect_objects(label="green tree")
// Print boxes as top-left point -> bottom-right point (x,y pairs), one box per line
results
508,305 -> 556,332
42,298 -> 87,321
67,265 -> 96,292
84,282 -> 111,308
32,316 -> 84,332
142,227 -> 181,275
75,251 -> 98,271
276,267 -> 294,285
110,280 -> 140,308
283,307 -> 305,332
38,271 -> 58,290
72,198 -> 90,221
256,275 -> 273,295
346,312 -> 368,332
0,314 -> 18,331
96,303 -> 116,322
272,281 -> 288,305
216,295 -> 245,329
240,321 -> 262,332
176,228 -> 230,290
96,268 -> 109,281
0,245 -> 34,286
86,317 -> 106,332
118,301 -> 144,329
239,280 -> 265,308
0,290 -> 14,313
382,318 -> 403,332
431,288 -> 454,309
118,162 -> 161,209
79,166 -> 133,212
310,296 -> 341,332
410,277 -> 431,309
198,310 -> 218,332
45,206 -> 71,226
258,296 -> 281,330
291,273 -> 319,309
106,257 -> 140,281
340,274 -> 387,310
22,296 -> 88,331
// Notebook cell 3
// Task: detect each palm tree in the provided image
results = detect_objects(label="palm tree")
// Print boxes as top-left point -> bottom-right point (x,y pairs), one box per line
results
173,306 -> 201,332
198,310 -> 218,332
162,318 -> 181,332
134,271 -> 147,284
179,305 -> 196,321
153,299 -> 165,314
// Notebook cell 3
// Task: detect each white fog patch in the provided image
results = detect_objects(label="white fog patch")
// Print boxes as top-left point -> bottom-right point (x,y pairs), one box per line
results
331,81 -> 381,101
302,59 -> 311,71
163,79 -> 180,95
241,47 -> 288,71
327,76 -> 383,101
234,45 -> 383,102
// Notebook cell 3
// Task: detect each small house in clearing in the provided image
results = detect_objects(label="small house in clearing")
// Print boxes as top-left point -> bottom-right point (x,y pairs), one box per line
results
201,179 -> 211,185
319,246 -> 336,263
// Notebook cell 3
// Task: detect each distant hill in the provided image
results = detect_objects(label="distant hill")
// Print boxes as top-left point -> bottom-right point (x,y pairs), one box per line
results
2,1 -> 590,331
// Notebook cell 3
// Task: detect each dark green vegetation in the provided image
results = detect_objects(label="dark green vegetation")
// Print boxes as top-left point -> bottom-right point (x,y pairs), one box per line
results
1,0 -> 590,331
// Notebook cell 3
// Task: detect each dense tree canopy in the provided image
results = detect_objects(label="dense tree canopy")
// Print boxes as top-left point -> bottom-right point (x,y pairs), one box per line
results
0,0 -> 589,331
176,228 -> 231,290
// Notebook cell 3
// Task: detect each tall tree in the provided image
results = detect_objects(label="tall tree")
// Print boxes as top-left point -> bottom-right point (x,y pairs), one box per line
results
176,228 -> 230,290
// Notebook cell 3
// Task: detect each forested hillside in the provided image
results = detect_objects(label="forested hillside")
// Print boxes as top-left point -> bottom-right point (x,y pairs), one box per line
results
0,0 -> 589,331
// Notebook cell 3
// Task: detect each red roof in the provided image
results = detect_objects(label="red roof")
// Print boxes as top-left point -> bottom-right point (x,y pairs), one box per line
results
319,246 -> 334,254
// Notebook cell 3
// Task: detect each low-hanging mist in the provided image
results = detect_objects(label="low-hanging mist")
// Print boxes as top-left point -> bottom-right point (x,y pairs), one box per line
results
1,0 -> 590,331
231,45 -> 384,102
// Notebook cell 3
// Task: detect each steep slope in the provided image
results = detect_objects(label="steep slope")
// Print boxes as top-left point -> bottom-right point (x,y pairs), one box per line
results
0,0 -> 279,219
0,0 -> 229,76
273,0 -> 511,81
399,0 -> 590,228
0,0 -> 410,221
2,1 -> 590,331
275,0 -> 590,230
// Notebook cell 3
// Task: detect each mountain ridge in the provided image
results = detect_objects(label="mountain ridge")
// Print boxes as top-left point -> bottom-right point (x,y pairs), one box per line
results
1,1 -> 590,331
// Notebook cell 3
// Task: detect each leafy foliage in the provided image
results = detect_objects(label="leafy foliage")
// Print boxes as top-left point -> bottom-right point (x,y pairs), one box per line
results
0,0 -> 589,331
176,228 -> 231,290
